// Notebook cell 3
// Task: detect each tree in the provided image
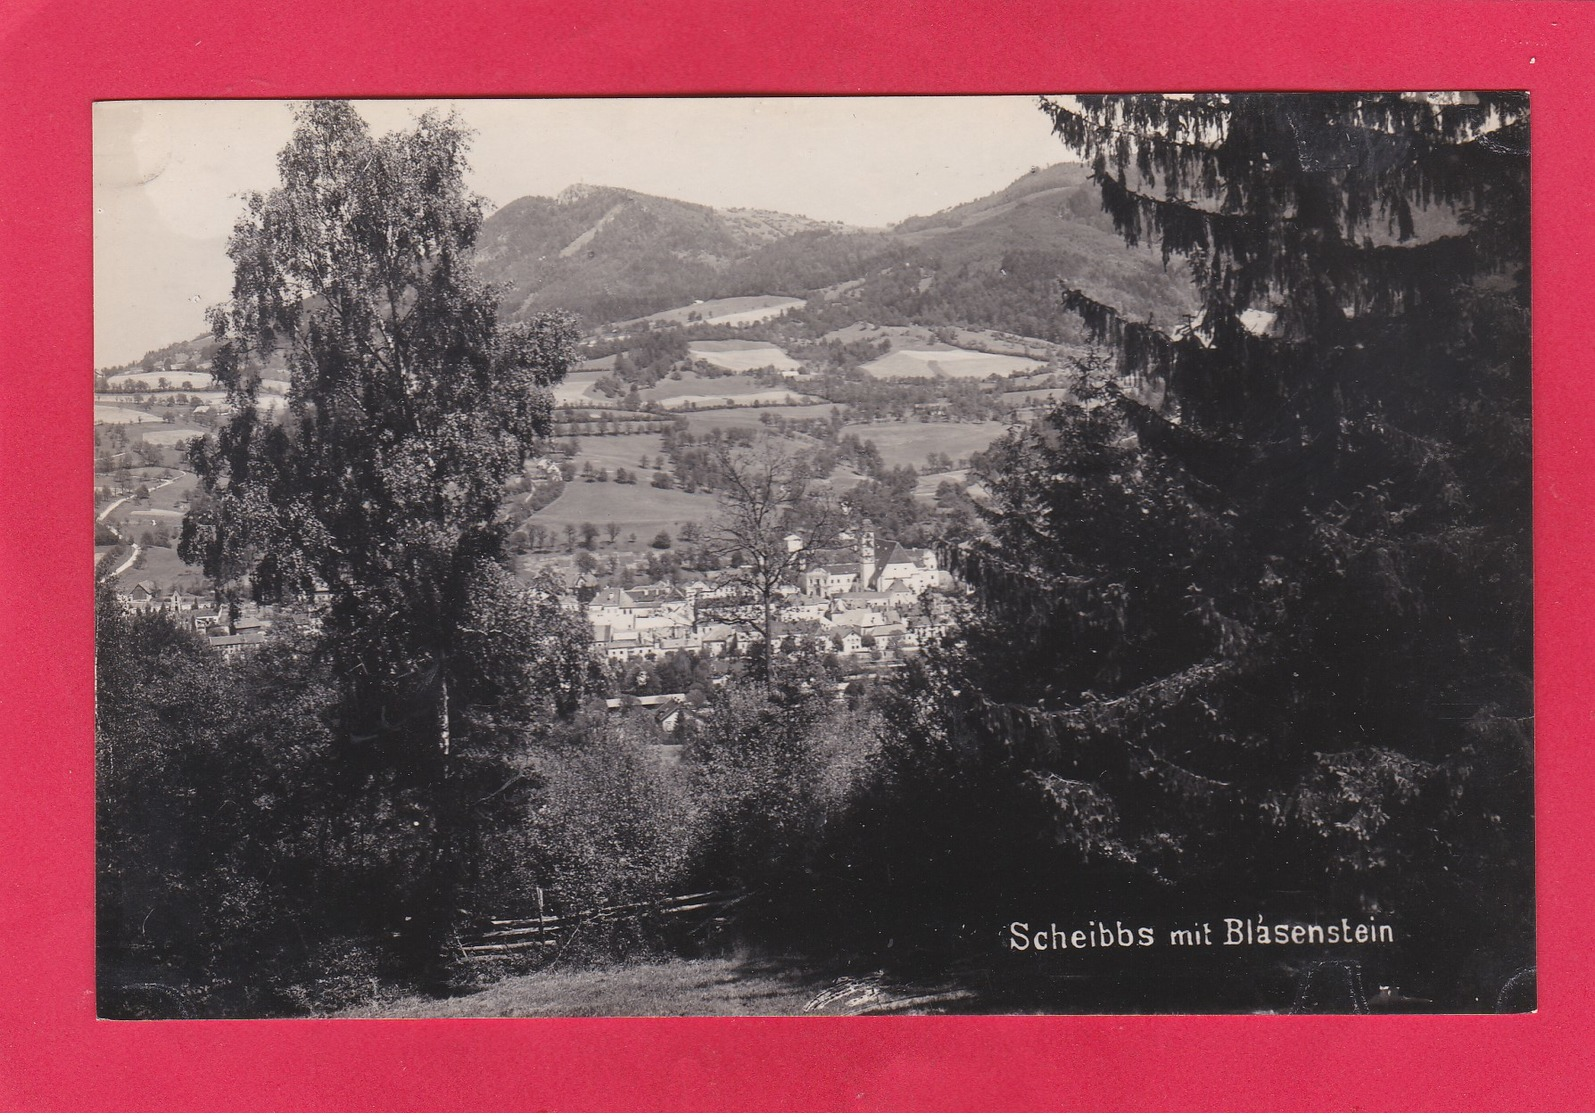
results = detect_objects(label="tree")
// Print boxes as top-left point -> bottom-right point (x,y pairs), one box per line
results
650,530 -> 672,550
604,521 -> 620,545
879,94 -> 1531,1002
179,101 -> 584,972
579,521 -> 600,549
701,439 -> 840,685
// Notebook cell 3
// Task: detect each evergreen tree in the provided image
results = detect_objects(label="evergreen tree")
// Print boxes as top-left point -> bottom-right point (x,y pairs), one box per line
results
880,94 -> 1532,1005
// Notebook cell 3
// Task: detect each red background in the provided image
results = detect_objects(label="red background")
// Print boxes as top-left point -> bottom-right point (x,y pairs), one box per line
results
1,0 -> 1590,1109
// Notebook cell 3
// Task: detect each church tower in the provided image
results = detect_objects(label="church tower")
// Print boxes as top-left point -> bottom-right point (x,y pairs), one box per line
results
858,527 -> 876,590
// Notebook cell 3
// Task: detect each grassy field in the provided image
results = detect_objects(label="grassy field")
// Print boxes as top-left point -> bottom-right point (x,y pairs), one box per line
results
1000,388 -> 1070,406
94,404 -> 162,425
840,420 -> 1009,470
620,294 -> 805,329
532,480 -> 721,539
678,404 -> 836,437
862,347 -> 1045,380
568,432 -> 668,474
687,340 -> 801,373
113,545 -> 206,590
643,372 -> 815,410
138,426 -> 205,447
551,368 -> 609,404
913,468 -> 970,499
105,371 -> 217,390
143,473 -> 198,511
119,507 -> 185,531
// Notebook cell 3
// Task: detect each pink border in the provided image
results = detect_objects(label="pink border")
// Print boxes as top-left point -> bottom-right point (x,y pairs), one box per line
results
2,0 -> 1591,1109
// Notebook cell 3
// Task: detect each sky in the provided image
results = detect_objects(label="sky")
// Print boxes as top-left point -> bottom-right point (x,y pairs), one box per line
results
93,97 -> 1074,368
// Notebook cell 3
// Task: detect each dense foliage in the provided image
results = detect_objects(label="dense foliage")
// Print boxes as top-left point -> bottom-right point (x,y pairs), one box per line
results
170,102 -> 591,979
841,93 -> 1532,1004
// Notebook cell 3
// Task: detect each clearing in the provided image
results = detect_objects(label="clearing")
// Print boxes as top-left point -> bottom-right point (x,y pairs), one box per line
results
643,372 -> 815,410
679,403 -> 837,437
551,368 -> 610,405
104,371 -> 217,391
94,404 -> 161,425
532,481 -> 721,539
862,346 -> 1046,380
619,294 -> 806,329
566,432 -> 668,475
687,339 -> 801,373
112,545 -> 206,591
138,426 -> 205,447
840,420 -> 1010,470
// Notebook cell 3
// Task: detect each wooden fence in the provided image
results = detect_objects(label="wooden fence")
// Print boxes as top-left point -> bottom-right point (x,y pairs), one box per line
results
454,890 -> 746,960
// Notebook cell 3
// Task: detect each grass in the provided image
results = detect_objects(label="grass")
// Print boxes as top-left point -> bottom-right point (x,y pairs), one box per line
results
862,347 -> 1045,380
677,404 -> 836,437
344,954 -> 988,1018
138,427 -> 205,447
566,432 -> 668,474
913,468 -> 970,499
352,957 -> 821,1018
1000,388 -> 1070,406
94,405 -> 162,425
143,473 -> 198,511
533,480 -> 721,538
620,294 -> 805,329
104,372 -> 217,391
686,340 -> 801,373
114,545 -> 206,590
551,368 -> 609,404
644,372 -> 815,410
840,420 -> 1010,469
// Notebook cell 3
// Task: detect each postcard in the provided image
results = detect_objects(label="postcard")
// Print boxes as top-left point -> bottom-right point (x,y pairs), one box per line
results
91,92 -> 1534,1020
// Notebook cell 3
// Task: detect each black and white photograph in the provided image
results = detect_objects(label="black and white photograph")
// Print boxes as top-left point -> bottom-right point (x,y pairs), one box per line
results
93,93 -> 1533,1018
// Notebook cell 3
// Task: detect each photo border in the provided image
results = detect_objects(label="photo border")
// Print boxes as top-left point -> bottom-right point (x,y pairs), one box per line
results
2,0 -> 1590,1109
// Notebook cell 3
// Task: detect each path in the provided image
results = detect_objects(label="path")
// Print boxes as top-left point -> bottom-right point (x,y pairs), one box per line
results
108,544 -> 142,577
98,475 -> 178,577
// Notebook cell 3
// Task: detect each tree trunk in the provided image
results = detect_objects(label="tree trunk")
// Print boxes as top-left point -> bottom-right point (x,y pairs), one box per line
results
439,671 -> 450,757
762,595 -> 776,689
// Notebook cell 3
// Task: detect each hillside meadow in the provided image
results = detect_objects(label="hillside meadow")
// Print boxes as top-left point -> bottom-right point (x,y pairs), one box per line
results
531,478 -> 721,539
840,419 -> 1010,469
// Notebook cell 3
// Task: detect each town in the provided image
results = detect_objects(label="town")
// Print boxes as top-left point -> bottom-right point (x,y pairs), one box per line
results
582,525 -> 956,668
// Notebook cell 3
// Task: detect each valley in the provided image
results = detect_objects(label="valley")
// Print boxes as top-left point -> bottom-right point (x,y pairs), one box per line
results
94,159 -> 1192,626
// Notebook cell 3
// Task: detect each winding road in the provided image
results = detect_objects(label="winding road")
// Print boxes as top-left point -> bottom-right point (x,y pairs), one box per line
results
98,476 -> 180,578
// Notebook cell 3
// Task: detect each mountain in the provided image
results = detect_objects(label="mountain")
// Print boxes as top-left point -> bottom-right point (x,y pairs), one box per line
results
114,163 -> 1197,370
472,184 -> 862,327
475,164 -> 1196,343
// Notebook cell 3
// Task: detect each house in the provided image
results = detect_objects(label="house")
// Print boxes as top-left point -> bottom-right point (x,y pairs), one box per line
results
778,595 -> 830,623
876,579 -> 919,608
589,586 -> 639,626
830,606 -> 889,630
601,636 -> 645,662
207,630 -> 268,661
120,580 -> 160,611
164,590 -> 200,613
800,563 -> 861,597
874,541 -> 944,592
862,620 -> 908,649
